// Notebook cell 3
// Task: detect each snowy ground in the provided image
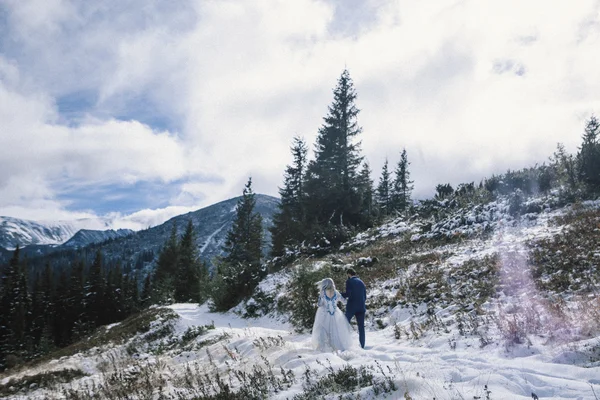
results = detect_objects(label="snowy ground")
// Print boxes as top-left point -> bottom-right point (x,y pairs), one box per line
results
5,301 -> 598,399
171,303 -> 600,399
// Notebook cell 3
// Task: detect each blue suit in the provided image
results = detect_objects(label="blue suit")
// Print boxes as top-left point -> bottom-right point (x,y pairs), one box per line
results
341,276 -> 366,348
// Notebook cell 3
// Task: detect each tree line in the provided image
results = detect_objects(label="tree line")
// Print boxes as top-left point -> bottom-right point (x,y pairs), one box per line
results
0,248 -> 141,369
270,70 -> 414,257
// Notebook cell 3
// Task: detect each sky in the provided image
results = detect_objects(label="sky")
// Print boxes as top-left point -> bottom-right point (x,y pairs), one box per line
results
1,0 -> 599,230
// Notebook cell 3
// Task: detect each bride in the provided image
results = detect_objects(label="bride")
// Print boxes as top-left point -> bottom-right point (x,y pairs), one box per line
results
311,278 -> 355,352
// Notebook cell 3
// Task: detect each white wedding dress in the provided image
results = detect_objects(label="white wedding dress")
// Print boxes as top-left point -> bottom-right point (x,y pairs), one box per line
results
311,289 -> 355,352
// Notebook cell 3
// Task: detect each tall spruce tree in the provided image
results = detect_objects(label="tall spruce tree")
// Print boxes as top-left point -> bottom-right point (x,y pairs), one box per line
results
0,246 -> 29,368
152,223 -> 179,303
304,69 -> 364,229
103,262 -> 123,324
52,268 -> 70,347
271,136 -> 308,256
141,273 -> 153,308
577,116 -> 600,191
85,251 -> 105,329
358,161 -> 375,227
213,178 -> 264,311
551,143 -> 578,194
391,148 -> 414,213
30,270 -> 46,353
68,260 -> 86,343
376,159 -> 392,219
122,273 -> 140,316
36,262 -> 55,354
174,220 -> 208,303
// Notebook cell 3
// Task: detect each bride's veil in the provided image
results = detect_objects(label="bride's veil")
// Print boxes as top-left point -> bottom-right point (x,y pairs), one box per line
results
318,278 -> 335,294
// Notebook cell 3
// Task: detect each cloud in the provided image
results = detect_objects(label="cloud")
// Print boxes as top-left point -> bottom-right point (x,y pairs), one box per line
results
106,206 -> 198,231
1,0 -> 600,229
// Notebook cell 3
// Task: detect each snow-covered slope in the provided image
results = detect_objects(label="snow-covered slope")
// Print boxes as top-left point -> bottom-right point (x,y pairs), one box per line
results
0,216 -> 112,249
3,301 -> 598,399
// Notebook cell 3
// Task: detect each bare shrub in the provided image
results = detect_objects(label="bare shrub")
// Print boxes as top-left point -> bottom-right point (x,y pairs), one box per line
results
0,368 -> 86,397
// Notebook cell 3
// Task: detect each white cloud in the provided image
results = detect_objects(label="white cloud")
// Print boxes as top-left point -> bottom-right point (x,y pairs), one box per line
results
1,0 -> 599,228
106,206 -> 198,231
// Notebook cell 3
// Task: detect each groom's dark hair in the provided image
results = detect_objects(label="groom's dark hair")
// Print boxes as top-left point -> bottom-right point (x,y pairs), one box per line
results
346,268 -> 357,276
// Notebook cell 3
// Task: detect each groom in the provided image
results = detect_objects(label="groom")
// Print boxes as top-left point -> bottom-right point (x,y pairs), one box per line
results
341,268 -> 367,349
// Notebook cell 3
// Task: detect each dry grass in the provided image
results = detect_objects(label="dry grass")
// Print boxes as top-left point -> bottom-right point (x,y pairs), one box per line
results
0,368 -> 86,397
334,234 -> 452,288
529,206 -> 600,294
1,307 -> 178,378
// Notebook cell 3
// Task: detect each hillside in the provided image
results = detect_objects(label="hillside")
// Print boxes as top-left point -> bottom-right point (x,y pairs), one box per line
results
61,229 -> 134,248
1,193 -> 599,399
88,193 -> 279,269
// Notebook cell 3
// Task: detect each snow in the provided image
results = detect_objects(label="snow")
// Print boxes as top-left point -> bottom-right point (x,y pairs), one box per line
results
104,322 -> 120,331
169,303 -> 291,333
6,299 -> 598,399
0,215 -> 113,249
199,222 -> 228,254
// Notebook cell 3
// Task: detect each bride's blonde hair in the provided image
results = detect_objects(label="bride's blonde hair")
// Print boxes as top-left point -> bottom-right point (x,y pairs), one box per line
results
317,278 -> 335,293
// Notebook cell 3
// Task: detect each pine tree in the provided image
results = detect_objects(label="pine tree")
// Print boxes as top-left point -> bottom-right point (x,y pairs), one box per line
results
577,116 -> 600,191
103,262 -> 123,324
12,256 -> 31,354
213,178 -> 265,311
304,69 -> 364,229
174,220 -> 208,303
358,161 -> 375,226
152,223 -> 179,303
391,148 -> 414,213
376,159 -> 392,219
85,251 -> 105,329
68,260 -> 86,343
122,273 -> 140,316
434,184 -> 454,200
30,271 -> 45,353
271,136 -> 308,256
141,273 -> 153,308
40,263 -> 55,352
551,142 -> 578,194
0,246 -> 29,368
52,268 -> 69,347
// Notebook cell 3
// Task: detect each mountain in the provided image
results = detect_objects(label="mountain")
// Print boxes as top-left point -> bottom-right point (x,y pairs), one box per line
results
62,229 -> 134,248
94,193 -> 279,270
11,194 -> 280,272
0,216 -> 111,249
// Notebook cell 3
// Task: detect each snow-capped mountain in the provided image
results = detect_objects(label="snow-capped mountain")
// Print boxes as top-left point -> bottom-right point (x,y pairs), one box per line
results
0,216 -> 113,249
86,193 -> 279,270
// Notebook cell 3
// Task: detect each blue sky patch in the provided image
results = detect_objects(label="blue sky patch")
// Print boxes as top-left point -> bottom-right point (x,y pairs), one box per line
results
56,180 -> 183,215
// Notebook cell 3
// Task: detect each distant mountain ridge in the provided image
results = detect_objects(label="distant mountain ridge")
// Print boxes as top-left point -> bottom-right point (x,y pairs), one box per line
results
87,194 -> 279,270
0,194 -> 280,270
0,216 -> 112,249
62,229 -> 134,248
